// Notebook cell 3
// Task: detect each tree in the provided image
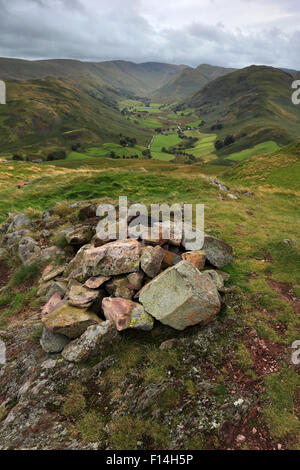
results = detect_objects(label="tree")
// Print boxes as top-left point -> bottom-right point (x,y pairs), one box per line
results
214,140 -> 224,151
224,135 -> 235,146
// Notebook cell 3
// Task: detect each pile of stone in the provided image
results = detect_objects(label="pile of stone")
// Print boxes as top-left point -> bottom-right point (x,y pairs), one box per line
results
0,207 -> 233,364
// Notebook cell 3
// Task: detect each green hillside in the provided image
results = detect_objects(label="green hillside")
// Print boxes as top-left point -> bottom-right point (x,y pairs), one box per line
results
0,77 -> 150,154
152,64 -> 235,102
185,65 -> 300,155
0,58 -> 185,97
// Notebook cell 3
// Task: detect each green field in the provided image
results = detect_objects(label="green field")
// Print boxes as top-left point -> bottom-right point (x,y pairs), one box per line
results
151,133 -> 181,152
226,141 -> 280,162
184,131 -> 217,161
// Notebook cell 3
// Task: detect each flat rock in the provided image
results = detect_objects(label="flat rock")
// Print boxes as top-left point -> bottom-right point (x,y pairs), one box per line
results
40,327 -> 70,353
42,265 -> 65,282
102,297 -> 154,331
82,239 -> 143,278
61,321 -> 119,363
42,303 -> 102,339
203,235 -> 233,268
139,260 -> 221,331
141,245 -> 164,278
84,275 -> 110,289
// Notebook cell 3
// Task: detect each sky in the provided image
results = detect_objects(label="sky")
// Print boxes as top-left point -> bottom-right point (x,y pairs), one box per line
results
0,0 -> 299,69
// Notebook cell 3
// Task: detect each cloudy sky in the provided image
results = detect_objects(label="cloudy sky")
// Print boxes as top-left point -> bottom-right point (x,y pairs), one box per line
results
0,0 -> 299,68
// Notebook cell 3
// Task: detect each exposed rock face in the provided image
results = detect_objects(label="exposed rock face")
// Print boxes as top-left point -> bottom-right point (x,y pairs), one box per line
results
102,297 -> 154,331
40,327 -> 70,353
203,235 -> 233,268
4,230 -> 31,248
61,322 -> 119,363
82,239 -> 143,278
182,250 -> 206,270
139,261 -> 221,330
65,225 -> 94,246
7,214 -> 32,233
18,237 -> 41,265
68,283 -> 100,308
42,304 -> 102,339
141,245 -> 164,278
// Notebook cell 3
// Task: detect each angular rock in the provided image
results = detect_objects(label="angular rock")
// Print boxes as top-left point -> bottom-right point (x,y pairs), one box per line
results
41,292 -> 65,318
153,221 -> 182,246
79,204 -> 97,221
65,225 -> 94,246
45,280 -> 67,302
40,246 -> 64,262
182,250 -> 206,270
7,214 -> 32,233
127,271 -> 144,290
42,303 -> 102,339
84,275 -> 110,289
205,270 -> 229,293
18,237 -> 41,265
64,243 -> 92,279
203,235 -> 233,268
162,250 -> 180,268
141,245 -> 164,278
82,239 -> 142,278
139,260 -> 221,331
68,283 -> 100,308
105,276 -> 135,299
62,321 -> 119,363
40,327 -> 70,353
102,297 -> 154,331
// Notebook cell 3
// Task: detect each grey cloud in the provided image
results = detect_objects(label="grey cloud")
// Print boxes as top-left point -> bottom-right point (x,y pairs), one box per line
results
0,0 -> 299,69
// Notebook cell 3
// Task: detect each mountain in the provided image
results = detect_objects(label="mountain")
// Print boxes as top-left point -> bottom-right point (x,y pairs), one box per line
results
0,77 -> 150,154
185,65 -> 300,155
0,58 -> 185,97
152,64 -> 235,102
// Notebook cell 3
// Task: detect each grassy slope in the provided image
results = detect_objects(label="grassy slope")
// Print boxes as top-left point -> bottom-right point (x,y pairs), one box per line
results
0,150 -> 299,448
0,78 -> 150,154
186,65 -> 300,155
152,64 -> 235,102
0,58 -> 185,97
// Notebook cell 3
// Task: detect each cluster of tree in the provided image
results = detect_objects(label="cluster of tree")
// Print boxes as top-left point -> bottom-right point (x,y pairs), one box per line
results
71,142 -> 82,152
119,135 -> 137,147
211,122 -> 223,131
142,149 -> 152,159
46,150 -> 66,161
214,135 -> 235,150
109,151 -> 139,159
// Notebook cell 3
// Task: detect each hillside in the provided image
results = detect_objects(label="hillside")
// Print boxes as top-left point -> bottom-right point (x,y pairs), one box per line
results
0,58 -> 185,97
152,64 -> 235,102
185,65 -> 300,155
0,77 -> 150,154
223,142 -> 300,190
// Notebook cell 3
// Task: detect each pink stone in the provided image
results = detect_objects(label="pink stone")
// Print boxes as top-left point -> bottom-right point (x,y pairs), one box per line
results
41,292 -> 65,318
